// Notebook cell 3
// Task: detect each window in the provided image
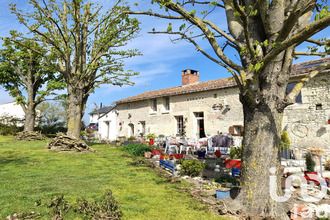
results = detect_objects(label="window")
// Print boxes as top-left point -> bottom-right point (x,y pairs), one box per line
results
286,82 -> 302,103
152,99 -> 157,112
164,97 -> 170,111
139,121 -> 146,135
175,116 -> 184,136
229,125 -> 244,136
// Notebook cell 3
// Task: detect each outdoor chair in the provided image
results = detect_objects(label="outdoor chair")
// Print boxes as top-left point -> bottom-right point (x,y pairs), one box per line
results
179,139 -> 194,155
165,137 -> 179,154
198,137 -> 208,154
233,138 -> 242,148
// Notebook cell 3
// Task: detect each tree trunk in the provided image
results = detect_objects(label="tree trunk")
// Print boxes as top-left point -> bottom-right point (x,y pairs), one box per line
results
235,58 -> 290,218
24,107 -> 36,132
23,86 -> 36,132
237,103 -> 286,217
67,86 -> 84,139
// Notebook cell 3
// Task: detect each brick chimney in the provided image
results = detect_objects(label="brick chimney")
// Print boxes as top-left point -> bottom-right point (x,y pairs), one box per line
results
182,69 -> 199,86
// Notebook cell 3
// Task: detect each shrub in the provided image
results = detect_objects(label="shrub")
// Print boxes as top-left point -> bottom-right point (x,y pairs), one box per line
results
181,160 -> 205,177
122,144 -> 159,157
229,146 -> 242,159
305,152 -> 315,172
127,136 -> 135,141
146,133 -> 156,140
213,174 -> 239,185
324,160 -> 330,171
0,123 -> 21,135
280,131 -> 291,150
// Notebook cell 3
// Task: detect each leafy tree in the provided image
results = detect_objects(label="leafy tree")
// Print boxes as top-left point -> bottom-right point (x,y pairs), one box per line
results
10,0 -> 140,138
0,34 -> 62,132
37,101 -> 67,134
128,0 -> 330,217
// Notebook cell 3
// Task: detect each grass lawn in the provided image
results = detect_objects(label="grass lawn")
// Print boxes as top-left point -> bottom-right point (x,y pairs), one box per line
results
0,136 -> 226,219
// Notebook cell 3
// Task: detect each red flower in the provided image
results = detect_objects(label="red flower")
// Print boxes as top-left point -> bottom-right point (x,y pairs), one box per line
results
214,150 -> 221,158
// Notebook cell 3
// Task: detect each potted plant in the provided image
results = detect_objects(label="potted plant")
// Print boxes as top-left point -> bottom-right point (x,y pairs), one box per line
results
146,133 -> 156,146
304,152 -> 318,184
197,148 -> 206,158
280,131 -> 292,159
225,146 -> 242,169
305,152 -> 316,173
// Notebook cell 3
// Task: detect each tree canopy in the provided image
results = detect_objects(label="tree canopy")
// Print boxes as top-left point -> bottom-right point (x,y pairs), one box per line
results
10,0 -> 141,138
0,33 -> 62,131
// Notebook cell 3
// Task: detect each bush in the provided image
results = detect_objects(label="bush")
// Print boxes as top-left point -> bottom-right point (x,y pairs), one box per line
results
0,123 -> 21,135
213,174 -> 239,185
324,160 -> 330,171
280,131 -> 291,150
181,160 -> 205,177
229,146 -> 242,159
122,144 -> 159,157
305,152 -> 315,172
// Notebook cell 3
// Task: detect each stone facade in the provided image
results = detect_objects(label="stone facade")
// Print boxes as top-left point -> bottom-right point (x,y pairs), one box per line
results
115,59 -> 330,157
116,86 -> 243,139
282,72 -> 330,154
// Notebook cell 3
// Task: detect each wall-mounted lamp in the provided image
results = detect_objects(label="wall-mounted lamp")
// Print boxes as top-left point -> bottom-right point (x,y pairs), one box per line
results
128,113 -> 131,119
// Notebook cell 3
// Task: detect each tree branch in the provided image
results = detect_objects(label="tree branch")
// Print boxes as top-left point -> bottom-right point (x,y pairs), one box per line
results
286,61 -> 330,104
263,14 -> 330,67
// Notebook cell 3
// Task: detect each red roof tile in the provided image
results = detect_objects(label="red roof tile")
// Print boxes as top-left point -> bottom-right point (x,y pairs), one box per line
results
116,57 -> 330,104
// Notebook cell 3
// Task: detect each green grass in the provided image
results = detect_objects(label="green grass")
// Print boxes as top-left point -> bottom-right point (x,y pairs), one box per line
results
0,136 -> 226,219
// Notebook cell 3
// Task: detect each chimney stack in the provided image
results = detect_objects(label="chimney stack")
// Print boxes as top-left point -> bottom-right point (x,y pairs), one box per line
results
182,69 -> 199,86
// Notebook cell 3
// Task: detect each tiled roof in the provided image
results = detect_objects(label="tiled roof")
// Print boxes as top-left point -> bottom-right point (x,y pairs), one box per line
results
89,106 -> 115,115
116,77 -> 237,104
116,57 -> 330,104
291,57 -> 330,77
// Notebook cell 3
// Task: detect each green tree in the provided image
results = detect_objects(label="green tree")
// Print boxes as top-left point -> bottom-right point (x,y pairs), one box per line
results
0,34 -> 62,132
37,101 -> 67,132
10,0 -> 140,138
128,0 -> 330,217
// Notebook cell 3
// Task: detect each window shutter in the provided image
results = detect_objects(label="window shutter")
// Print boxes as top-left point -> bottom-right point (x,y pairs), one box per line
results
229,126 -> 234,135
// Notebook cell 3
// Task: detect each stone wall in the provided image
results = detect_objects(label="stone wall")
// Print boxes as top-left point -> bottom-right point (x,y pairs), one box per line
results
116,72 -> 330,156
282,72 -> 330,157
116,87 -> 243,139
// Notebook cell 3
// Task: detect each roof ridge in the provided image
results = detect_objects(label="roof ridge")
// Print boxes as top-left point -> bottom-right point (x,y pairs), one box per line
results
115,57 -> 329,104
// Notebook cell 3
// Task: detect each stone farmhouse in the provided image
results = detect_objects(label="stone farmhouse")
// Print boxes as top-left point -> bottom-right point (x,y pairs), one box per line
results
114,58 -> 330,151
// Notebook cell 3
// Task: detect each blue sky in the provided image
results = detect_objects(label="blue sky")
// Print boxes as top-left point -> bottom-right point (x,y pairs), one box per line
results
0,0 -> 329,124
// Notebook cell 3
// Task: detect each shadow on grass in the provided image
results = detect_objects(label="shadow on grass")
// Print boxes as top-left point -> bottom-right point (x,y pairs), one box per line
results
0,154 -> 31,166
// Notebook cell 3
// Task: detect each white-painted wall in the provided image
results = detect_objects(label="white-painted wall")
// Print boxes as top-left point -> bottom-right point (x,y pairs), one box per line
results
89,113 -> 98,124
0,102 -> 25,126
98,109 -> 117,141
